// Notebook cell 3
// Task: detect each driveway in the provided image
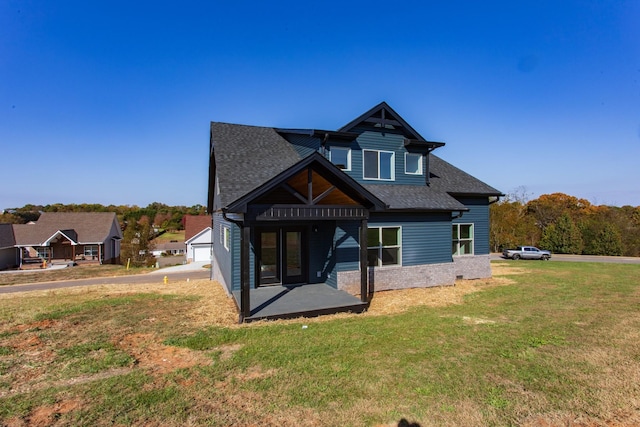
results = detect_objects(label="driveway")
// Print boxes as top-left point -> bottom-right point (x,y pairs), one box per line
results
490,253 -> 640,264
0,262 -> 211,295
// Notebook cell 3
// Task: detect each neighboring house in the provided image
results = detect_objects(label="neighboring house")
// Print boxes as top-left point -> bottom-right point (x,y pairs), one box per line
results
9,212 -> 122,266
184,215 -> 213,263
208,102 -> 502,321
0,223 -> 18,270
151,242 -> 186,257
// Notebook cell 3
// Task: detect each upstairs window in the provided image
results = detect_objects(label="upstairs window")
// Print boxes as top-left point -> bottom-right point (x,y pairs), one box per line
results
452,223 -> 474,256
405,153 -> 423,175
363,150 -> 395,180
330,147 -> 351,171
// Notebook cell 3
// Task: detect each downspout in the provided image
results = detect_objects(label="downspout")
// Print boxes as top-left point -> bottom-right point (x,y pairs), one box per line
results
452,211 -> 464,219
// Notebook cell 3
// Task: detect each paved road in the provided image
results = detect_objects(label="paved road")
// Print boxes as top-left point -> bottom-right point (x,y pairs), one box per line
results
0,269 -> 211,295
490,253 -> 640,264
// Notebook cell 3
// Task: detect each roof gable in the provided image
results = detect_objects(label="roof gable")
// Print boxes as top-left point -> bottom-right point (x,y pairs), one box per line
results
185,227 -> 213,244
338,102 -> 426,141
13,212 -> 121,246
226,152 -> 387,213
184,215 -> 212,241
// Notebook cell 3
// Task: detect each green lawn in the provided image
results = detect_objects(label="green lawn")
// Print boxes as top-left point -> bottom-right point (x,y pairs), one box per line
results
1,261 -> 639,426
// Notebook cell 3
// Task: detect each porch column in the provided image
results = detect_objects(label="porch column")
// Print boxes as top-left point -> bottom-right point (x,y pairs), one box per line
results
240,225 -> 251,322
360,218 -> 368,302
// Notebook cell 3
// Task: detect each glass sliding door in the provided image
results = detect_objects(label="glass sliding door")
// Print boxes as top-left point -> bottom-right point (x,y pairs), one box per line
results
284,230 -> 303,283
257,227 -> 306,286
259,231 -> 280,285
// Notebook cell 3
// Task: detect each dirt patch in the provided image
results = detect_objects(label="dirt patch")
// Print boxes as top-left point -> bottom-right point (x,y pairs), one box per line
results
115,333 -> 211,375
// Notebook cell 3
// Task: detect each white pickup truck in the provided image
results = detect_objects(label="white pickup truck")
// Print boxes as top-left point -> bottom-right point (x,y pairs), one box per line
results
502,246 -> 551,260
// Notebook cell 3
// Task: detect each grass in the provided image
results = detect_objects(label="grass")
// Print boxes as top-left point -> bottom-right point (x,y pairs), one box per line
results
0,261 -> 639,426
153,231 -> 185,243
0,264 -> 151,286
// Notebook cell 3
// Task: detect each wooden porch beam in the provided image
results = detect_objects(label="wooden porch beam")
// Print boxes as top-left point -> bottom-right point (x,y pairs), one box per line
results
307,167 -> 313,204
282,183 -> 309,204
240,225 -> 251,323
311,185 -> 336,205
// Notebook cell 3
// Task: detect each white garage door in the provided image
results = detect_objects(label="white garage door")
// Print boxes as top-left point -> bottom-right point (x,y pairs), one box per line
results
192,246 -> 211,262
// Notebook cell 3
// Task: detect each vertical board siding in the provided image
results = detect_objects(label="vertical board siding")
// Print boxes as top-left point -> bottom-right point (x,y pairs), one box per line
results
453,197 -> 490,255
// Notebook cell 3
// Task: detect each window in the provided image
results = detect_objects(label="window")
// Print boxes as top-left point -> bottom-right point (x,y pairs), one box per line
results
405,153 -> 423,175
330,147 -> 351,171
36,247 -> 51,259
84,245 -> 99,258
363,150 -> 395,180
367,226 -> 401,267
222,226 -> 230,251
452,223 -> 474,255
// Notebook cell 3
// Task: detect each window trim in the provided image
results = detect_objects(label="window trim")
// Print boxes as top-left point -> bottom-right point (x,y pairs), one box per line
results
223,226 -> 230,251
84,245 -> 99,258
452,223 -> 474,256
36,247 -> 51,259
363,149 -> 395,181
330,146 -> 352,171
404,152 -> 423,175
367,226 -> 402,267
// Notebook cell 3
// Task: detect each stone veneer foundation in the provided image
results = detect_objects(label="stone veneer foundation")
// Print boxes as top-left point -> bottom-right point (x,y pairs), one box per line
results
337,255 -> 492,296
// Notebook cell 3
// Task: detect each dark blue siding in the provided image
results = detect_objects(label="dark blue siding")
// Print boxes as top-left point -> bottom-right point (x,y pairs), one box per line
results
309,221 -> 337,288
329,130 -> 426,186
286,134 -> 320,158
213,213 -> 233,293
453,197 -> 490,255
369,213 -> 452,266
335,213 -> 453,273
335,221 -> 360,272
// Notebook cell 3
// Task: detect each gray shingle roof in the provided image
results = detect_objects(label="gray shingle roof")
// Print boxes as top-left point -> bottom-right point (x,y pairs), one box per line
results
429,155 -> 502,196
211,123 -> 303,207
12,212 -> 121,246
363,185 -> 467,211
211,111 -> 501,211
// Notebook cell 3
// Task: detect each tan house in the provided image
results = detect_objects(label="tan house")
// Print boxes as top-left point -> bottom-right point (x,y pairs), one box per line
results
10,212 -> 122,267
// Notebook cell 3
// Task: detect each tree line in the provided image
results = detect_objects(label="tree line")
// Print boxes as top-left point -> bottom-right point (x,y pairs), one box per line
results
490,191 -> 640,257
1,202 -> 206,230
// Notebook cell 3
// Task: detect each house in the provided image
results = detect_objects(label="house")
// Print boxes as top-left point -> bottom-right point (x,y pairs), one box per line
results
184,214 -> 213,263
7,212 -> 122,267
150,242 -> 186,257
208,102 -> 502,322
0,223 -> 17,270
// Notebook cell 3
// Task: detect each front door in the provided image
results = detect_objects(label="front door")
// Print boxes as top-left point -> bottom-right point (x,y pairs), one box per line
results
257,227 -> 306,286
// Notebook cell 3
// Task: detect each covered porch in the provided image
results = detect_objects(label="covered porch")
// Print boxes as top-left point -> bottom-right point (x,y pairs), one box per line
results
232,283 -> 368,322
223,152 -> 387,323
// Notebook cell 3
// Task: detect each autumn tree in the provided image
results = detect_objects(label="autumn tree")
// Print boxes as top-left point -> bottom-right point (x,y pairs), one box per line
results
120,216 -> 156,267
540,213 -> 583,254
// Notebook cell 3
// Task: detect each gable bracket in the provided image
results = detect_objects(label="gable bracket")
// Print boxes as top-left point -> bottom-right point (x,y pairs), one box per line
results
312,185 -> 336,205
282,183 -> 309,204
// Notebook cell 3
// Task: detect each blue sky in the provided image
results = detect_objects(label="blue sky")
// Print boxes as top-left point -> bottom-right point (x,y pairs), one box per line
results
2,1 -> 639,209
